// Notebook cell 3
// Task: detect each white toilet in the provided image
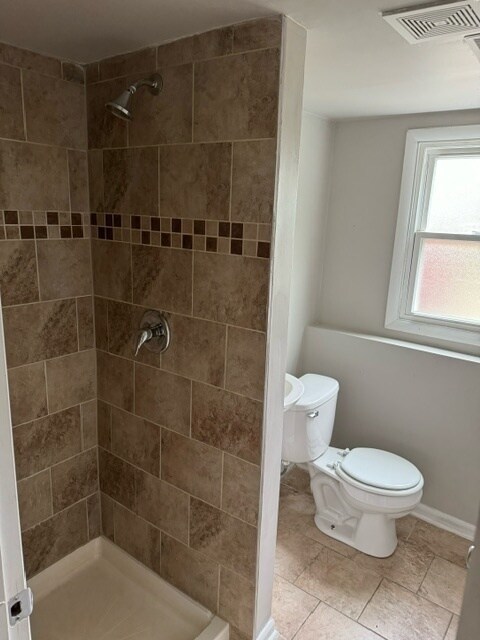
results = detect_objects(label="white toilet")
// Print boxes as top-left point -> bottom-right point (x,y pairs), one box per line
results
282,373 -> 424,558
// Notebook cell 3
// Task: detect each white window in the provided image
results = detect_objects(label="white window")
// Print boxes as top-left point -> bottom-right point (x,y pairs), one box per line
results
386,125 -> 480,348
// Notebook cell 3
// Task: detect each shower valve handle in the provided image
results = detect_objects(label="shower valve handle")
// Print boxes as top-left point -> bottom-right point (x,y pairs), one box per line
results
134,310 -> 171,356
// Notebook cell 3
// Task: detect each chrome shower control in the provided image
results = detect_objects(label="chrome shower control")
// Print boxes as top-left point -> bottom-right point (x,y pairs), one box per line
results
134,310 -> 171,356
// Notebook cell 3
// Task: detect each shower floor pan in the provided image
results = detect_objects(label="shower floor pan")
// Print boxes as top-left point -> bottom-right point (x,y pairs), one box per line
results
28,537 -> 229,640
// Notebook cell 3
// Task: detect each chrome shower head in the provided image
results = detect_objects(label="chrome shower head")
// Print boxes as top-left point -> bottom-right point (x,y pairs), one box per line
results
106,73 -> 163,121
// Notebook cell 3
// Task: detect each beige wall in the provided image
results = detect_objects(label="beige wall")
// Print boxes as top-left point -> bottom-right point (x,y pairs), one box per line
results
295,108 -> 480,524
88,17 -> 282,640
0,47 -> 99,576
287,112 -> 334,373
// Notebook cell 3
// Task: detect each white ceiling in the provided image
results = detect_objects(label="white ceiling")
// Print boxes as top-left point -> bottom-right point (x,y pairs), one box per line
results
1,0 -> 480,118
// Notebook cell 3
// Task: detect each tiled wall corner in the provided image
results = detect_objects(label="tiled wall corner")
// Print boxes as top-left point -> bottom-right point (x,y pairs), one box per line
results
88,15 -> 281,638
0,42 -> 99,577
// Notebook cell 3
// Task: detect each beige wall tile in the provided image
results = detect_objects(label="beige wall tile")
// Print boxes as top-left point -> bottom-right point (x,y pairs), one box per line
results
97,350 -> 134,411
0,63 -> 25,139
194,49 -> 279,142
226,327 -> 265,400
86,78 -> 127,149
193,253 -> 269,330
272,574 -> 318,640
51,448 -> 98,512
136,470 -> 189,543
161,314 -> 226,386
231,139 -> 276,223
4,299 -> 78,368
37,239 -> 92,300
62,62 -> 85,84
99,47 -> 156,81
81,399 -> 97,449
419,557 -> 467,615
295,547 -> 382,620
22,500 -> 88,578
359,579 -> 452,640
222,454 -> 260,525
445,614 -> 459,640
92,240 -> 132,301
46,349 -> 96,413
233,17 -> 282,53
23,70 -> 86,148
0,42 -> 61,78
0,240 -> 39,306
161,429 -> 222,506
111,406 -> 160,476
17,470 -> 52,531
94,296 -> 108,351
87,492 -> 101,538
103,147 -> 158,215
132,245 -> 192,314
88,149 -> 104,212
98,448 -> 136,510
296,602 -> 383,640
157,28 -> 233,67
113,502 -> 160,572
128,64 -> 193,146
77,296 -> 94,350
161,533 -> 219,611
68,150 -> 89,211
218,567 -> 255,636
192,382 -> 262,464
100,492 -> 114,539
13,406 -> 82,480
160,143 -> 231,220
0,140 -> 69,211
190,498 -> 257,579
97,400 -> 112,449
135,364 -> 191,434
8,362 -> 48,426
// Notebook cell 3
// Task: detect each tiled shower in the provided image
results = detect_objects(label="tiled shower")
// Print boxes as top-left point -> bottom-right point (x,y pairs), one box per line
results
0,16 -> 282,640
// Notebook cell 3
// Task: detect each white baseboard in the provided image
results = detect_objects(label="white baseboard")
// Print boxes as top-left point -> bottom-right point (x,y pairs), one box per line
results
256,618 -> 278,640
413,503 -> 476,541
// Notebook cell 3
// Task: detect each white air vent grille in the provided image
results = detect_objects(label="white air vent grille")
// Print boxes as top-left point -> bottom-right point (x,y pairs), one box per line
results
383,1 -> 480,43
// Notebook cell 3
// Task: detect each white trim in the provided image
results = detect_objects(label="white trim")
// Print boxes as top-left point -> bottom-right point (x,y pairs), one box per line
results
385,124 -> 480,349
254,16 -> 306,640
413,503 -> 476,541
255,618 -> 278,640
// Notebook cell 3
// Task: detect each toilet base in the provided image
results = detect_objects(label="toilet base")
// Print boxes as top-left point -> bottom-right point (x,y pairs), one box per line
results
309,459 -> 421,558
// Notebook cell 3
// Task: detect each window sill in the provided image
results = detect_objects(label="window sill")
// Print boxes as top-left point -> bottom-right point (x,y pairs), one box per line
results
315,325 -> 480,364
385,315 -> 480,351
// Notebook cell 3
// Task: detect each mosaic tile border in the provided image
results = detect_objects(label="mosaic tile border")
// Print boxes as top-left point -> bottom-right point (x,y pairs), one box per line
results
0,211 -> 90,240
90,214 -> 271,259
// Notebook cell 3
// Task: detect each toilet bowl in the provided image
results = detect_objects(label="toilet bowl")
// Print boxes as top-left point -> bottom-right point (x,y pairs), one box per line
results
282,374 -> 423,558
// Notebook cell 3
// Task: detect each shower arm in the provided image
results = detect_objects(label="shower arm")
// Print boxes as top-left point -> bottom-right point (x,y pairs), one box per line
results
127,76 -> 161,96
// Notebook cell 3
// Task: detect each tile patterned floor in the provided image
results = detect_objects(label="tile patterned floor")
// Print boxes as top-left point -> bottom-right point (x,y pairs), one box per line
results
273,468 -> 470,640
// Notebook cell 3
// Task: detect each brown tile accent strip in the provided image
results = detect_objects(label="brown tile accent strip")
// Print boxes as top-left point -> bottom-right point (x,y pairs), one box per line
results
0,211 -> 90,240
90,214 -> 271,259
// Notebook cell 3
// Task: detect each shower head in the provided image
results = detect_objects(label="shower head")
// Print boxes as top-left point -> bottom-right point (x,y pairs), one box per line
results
106,73 -> 163,121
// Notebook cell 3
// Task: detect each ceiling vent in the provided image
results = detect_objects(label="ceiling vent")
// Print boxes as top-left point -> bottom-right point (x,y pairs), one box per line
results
382,1 -> 480,43
465,32 -> 480,58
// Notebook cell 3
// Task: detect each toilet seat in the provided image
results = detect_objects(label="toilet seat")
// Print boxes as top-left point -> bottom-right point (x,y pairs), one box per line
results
335,447 -> 423,497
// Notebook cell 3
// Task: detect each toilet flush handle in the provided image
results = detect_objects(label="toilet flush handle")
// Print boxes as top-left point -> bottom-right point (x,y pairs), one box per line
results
307,410 -> 319,419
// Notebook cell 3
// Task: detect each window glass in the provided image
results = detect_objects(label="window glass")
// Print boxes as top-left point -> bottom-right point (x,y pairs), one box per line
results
426,156 -> 480,234
412,237 -> 480,323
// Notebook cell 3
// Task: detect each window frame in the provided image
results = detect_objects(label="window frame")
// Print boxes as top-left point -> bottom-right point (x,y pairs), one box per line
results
385,125 -> 480,348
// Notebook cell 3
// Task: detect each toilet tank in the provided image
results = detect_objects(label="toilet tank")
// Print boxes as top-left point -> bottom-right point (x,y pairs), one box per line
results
282,374 -> 339,463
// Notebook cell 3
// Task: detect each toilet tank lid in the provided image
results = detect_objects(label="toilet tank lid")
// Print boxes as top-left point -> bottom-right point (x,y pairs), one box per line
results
292,374 -> 339,411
